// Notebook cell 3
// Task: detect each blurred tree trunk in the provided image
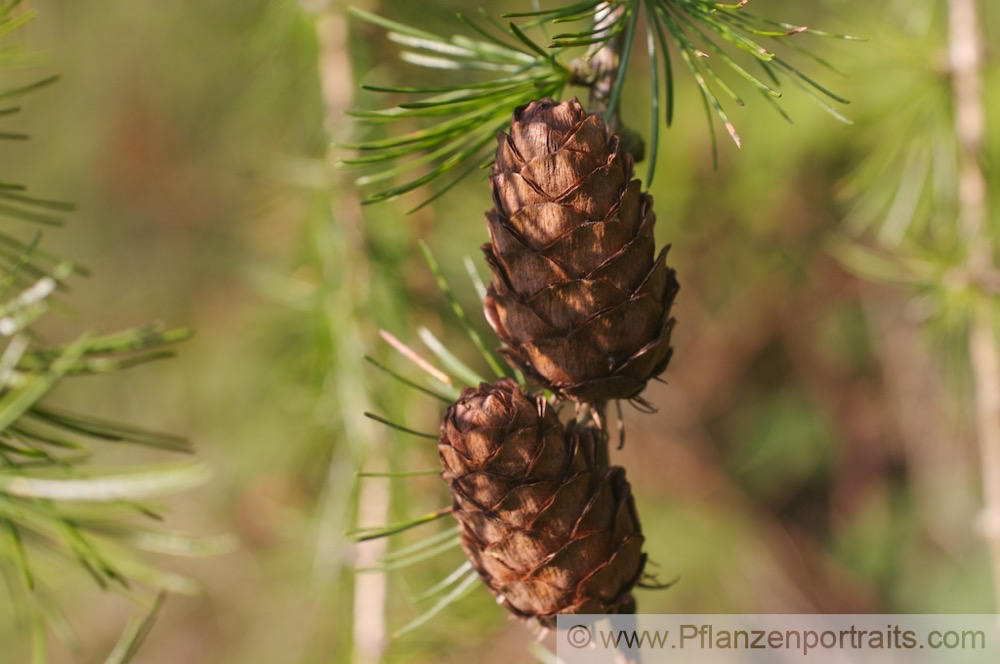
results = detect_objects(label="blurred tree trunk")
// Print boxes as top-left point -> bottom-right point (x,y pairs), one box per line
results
947,0 -> 1000,609
313,2 -> 389,662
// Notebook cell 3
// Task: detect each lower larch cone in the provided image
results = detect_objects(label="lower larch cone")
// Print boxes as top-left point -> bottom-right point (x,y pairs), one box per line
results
439,379 -> 645,625
483,97 -> 680,403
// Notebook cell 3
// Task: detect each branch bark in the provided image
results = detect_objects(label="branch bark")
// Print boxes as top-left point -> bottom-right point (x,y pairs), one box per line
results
947,0 -> 1000,609
586,1 -> 628,131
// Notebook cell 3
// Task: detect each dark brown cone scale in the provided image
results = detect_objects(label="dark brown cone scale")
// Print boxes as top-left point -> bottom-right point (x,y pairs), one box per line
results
439,379 -> 645,625
483,98 -> 680,402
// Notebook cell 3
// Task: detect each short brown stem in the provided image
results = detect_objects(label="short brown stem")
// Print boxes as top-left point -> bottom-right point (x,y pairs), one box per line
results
587,2 -> 628,132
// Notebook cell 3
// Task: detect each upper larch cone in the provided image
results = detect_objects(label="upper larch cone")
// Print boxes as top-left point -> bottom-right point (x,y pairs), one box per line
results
439,379 -> 645,625
483,97 -> 680,403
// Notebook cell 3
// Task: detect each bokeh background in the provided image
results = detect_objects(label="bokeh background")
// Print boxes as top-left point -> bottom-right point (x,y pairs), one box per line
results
1,0 -> 998,662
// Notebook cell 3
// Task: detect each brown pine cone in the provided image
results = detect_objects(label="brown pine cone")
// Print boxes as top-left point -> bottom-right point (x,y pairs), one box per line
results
483,97 -> 679,403
439,379 -> 645,625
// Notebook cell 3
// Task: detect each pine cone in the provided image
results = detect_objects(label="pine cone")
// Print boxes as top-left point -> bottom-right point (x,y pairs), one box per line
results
483,98 -> 679,403
439,379 -> 645,625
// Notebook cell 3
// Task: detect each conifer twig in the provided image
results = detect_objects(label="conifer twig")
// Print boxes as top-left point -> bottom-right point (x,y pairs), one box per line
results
947,0 -> 1000,610
585,1 -> 629,130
